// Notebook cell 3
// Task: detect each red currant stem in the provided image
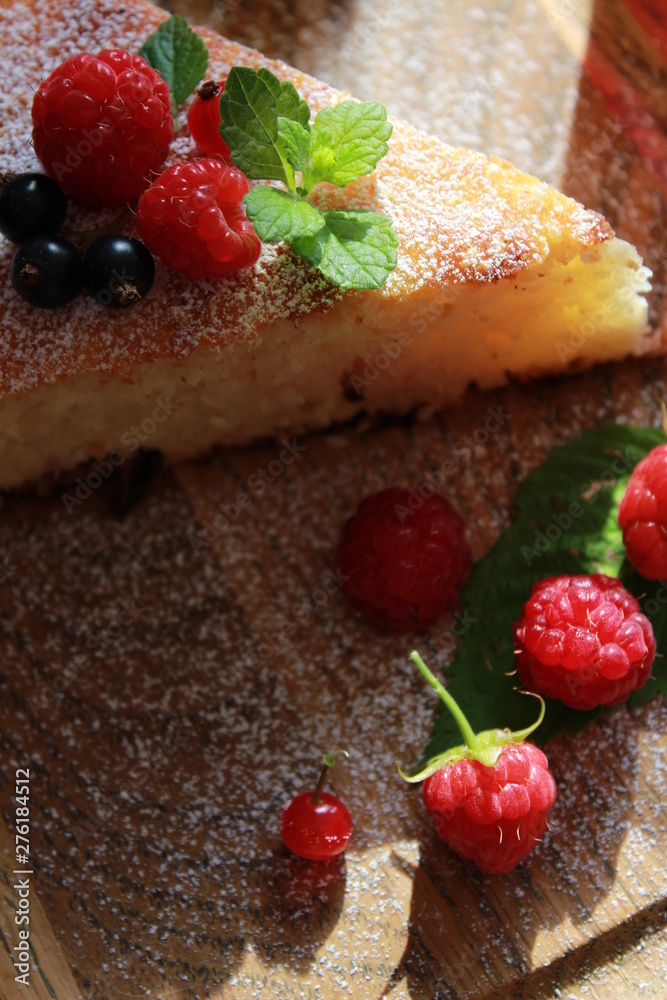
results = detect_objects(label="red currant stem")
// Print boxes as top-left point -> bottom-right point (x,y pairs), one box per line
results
661,401 -> 667,438
410,651 -> 480,753
311,749 -> 349,805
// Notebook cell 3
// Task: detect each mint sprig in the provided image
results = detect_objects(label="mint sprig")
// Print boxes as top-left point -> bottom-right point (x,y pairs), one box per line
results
419,424 -> 667,769
292,210 -> 398,290
220,67 -> 398,291
304,101 -> 392,189
140,15 -> 208,116
277,118 -> 311,173
218,67 -> 310,188
244,186 -> 323,242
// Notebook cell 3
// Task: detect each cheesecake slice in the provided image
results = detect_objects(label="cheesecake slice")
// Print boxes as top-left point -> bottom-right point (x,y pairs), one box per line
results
0,0 -> 657,491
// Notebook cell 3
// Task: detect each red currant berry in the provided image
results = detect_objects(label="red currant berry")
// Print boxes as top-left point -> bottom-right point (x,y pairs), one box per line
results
187,80 -> 231,159
280,750 -> 353,861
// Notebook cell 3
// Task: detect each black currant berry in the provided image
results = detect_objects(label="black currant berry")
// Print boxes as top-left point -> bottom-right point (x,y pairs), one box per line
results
83,236 -> 155,308
11,236 -> 82,308
0,172 -> 67,244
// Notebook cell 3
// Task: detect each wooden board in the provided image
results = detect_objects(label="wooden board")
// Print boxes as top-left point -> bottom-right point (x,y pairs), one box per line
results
1,0 -> 666,997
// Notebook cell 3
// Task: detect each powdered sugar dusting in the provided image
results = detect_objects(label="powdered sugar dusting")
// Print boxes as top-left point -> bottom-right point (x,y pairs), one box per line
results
0,0 -> 612,396
2,399 -> 667,996
1,1 -> 665,995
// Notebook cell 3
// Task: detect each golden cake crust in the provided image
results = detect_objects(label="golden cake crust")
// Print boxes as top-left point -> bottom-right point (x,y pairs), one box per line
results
0,0 -> 613,397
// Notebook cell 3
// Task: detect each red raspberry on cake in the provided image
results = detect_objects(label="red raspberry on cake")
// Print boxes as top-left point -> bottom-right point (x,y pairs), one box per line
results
335,488 -> 472,630
513,573 -> 655,710
618,443 -> 667,580
187,80 -> 231,159
402,652 -> 557,874
32,50 -> 173,206
136,159 -> 261,279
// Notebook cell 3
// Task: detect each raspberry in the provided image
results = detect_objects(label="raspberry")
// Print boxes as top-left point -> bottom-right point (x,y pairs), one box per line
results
136,159 -> 261,279
618,443 -> 667,580
187,80 -> 231,159
403,652 -> 557,874
513,573 -> 655,710
423,743 -> 556,874
32,50 -> 173,206
335,488 -> 472,630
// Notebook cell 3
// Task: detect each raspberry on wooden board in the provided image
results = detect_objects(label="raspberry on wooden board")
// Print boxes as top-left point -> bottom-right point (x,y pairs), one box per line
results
513,574 -> 656,710
335,488 -> 472,630
136,159 -> 261,279
422,742 -> 557,874
618,443 -> 667,580
31,49 -> 173,206
401,653 -> 557,874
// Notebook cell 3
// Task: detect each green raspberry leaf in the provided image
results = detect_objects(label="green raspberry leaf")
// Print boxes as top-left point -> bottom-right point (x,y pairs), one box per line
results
276,117 -> 311,172
219,67 -> 311,187
140,14 -> 208,116
243,186 -> 324,242
306,101 -> 393,189
291,209 -> 398,290
418,424 -> 667,771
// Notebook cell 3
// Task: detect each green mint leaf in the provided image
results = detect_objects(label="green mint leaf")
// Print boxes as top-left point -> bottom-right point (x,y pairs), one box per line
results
219,67 -> 310,188
309,145 -> 336,179
305,101 -> 393,189
140,14 -> 208,116
291,209 -> 398,290
243,186 -> 324,242
276,117 -> 311,172
419,424 -> 666,772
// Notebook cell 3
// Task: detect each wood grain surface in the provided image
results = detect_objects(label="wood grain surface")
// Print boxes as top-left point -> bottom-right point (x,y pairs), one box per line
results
1,1 -> 667,998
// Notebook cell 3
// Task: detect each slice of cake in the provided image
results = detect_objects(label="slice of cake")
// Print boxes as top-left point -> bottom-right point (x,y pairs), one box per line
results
0,0 -> 657,491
